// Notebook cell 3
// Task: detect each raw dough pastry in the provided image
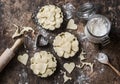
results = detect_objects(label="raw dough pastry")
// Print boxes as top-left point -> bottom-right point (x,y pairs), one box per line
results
12,24 -> 34,39
79,50 -> 86,61
60,70 -> 72,83
30,51 -> 57,77
76,62 -> 94,75
53,32 -> 79,58
76,50 -> 94,75
17,53 -> 29,65
67,19 -> 77,30
36,5 -> 63,30
63,72 -> 72,83
63,62 -> 75,73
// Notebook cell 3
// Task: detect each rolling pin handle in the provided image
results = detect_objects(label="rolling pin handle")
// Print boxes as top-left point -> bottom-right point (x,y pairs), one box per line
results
0,48 -> 14,72
0,38 -> 23,72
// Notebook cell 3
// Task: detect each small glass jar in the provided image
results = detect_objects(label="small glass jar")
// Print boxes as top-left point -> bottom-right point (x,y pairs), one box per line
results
77,3 -> 111,46
77,2 -> 96,20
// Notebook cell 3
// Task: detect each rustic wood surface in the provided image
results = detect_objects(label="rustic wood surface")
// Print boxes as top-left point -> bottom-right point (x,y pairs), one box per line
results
0,0 -> 120,84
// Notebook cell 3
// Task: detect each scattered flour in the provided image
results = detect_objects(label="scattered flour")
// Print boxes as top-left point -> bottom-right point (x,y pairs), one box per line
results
18,69 -> 29,84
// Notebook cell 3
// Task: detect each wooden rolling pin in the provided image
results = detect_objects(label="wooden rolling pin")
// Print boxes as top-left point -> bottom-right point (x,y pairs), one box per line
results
0,38 -> 23,72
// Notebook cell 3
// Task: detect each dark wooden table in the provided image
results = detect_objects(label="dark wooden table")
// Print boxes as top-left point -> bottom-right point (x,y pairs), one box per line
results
0,0 -> 120,84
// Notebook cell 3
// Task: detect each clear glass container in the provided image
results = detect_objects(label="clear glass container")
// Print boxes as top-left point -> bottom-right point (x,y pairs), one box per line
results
77,2 -> 96,20
77,3 -> 111,46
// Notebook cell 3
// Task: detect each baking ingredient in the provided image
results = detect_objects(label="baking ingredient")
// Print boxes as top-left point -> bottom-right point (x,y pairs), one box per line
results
79,54 -> 86,61
17,53 -> 29,65
12,24 -> 20,38
76,62 -> 94,75
77,50 -> 94,74
88,18 -> 108,36
63,62 -> 75,74
81,62 -> 94,74
97,53 -> 108,64
12,24 -> 34,39
53,32 -> 79,58
67,19 -> 77,30
60,70 -> 72,83
18,69 -> 29,84
79,50 -> 86,61
63,72 -> 72,83
75,71 -> 90,84
36,5 -> 63,30
30,51 -> 57,77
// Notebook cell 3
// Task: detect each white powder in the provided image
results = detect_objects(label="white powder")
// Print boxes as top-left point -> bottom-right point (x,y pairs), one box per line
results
97,53 -> 108,64
75,74 -> 90,84
18,69 -> 29,84
88,18 -> 108,36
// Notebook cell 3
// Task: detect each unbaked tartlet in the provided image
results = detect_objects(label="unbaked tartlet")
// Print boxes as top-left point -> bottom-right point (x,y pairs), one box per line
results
36,5 -> 63,30
53,32 -> 79,58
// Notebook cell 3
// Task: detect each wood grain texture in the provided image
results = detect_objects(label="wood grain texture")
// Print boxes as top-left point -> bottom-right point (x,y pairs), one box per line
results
0,0 -> 120,84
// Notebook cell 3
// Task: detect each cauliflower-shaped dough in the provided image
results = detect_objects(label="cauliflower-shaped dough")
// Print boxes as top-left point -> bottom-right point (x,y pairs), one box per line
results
36,5 -> 63,30
53,32 -> 79,58
30,51 -> 57,77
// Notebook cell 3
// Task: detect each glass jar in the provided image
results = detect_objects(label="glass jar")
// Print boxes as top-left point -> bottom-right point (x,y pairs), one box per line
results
77,3 -> 111,46
77,2 -> 96,20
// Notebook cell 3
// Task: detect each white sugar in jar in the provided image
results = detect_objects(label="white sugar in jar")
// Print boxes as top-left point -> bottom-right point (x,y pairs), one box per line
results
84,14 -> 111,45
